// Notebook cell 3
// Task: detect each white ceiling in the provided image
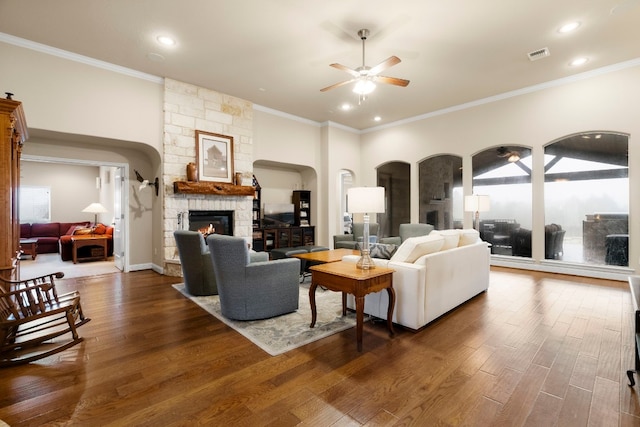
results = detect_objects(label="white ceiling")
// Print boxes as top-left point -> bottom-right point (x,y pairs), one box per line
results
2,0 -> 640,130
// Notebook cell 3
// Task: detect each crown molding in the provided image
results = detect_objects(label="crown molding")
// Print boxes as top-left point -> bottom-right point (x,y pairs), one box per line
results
0,32 -> 163,84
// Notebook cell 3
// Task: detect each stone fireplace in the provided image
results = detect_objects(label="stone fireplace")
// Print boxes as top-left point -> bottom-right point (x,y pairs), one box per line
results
163,195 -> 253,277
162,78 -> 254,277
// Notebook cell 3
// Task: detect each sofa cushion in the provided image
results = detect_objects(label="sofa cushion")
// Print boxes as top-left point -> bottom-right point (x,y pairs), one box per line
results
367,243 -> 398,260
429,229 -> 460,250
390,234 -> 444,263
31,222 -> 60,238
458,229 -> 480,246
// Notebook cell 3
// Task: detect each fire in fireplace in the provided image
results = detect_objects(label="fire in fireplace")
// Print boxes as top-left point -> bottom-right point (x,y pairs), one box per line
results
189,210 -> 234,236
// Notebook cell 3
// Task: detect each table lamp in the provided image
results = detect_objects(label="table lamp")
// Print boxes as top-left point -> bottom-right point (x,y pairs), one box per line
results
464,195 -> 490,230
347,187 -> 385,269
82,202 -> 108,226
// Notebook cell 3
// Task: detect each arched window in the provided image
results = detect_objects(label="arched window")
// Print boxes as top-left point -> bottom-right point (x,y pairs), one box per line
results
377,162 -> 410,238
544,132 -> 628,266
419,155 -> 463,230
472,146 -> 532,256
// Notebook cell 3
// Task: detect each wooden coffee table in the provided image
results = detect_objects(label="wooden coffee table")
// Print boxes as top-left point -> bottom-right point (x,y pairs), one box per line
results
71,235 -> 109,264
309,260 -> 395,351
291,248 -> 359,282
19,239 -> 38,260
291,248 -> 359,264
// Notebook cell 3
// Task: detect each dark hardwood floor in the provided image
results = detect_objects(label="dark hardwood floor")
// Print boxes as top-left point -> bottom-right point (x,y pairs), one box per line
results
1,267 -> 639,426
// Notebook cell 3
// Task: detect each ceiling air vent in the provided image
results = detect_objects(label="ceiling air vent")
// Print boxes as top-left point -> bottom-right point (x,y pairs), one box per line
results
528,47 -> 550,61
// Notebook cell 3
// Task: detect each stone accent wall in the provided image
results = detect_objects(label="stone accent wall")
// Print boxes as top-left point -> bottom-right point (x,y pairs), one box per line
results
163,79 -> 254,276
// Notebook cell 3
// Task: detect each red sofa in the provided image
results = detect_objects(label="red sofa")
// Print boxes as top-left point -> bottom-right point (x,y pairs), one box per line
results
20,222 -> 114,260
20,222 -> 91,254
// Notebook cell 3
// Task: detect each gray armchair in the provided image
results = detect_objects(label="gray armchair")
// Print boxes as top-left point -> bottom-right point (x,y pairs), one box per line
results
333,222 -> 380,249
206,234 -> 300,321
174,230 -> 218,296
379,223 -> 435,246
174,230 -> 268,296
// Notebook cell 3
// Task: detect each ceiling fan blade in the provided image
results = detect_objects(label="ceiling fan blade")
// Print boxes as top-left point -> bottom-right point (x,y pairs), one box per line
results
368,56 -> 401,76
373,75 -> 410,87
330,63 -> 360,78
320,78 -> 356,92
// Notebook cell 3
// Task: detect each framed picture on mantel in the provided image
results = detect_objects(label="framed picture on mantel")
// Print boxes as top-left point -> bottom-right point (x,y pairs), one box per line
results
196,130 -> 234,183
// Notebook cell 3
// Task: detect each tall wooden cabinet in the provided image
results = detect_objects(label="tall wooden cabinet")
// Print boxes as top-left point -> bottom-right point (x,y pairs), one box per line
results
1,97 -> 28,283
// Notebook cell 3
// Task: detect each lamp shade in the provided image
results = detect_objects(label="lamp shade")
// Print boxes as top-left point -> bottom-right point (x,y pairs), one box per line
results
82,202 -> 108,214
347,187 -> 385,214
82,202 -> 108,225
464,195 -> 490,212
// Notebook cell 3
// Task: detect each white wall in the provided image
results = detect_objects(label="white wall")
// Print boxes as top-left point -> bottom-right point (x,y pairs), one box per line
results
21,161 -> 101,223
1,41 -> 161,270
0,42 -> 163,149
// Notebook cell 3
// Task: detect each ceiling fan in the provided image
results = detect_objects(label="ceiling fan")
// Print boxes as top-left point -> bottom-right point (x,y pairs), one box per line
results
320,29 -> 410,99
497,146 -> 521,163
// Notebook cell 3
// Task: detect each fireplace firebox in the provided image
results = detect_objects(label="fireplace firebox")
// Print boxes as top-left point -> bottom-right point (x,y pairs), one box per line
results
189,210 -> 234,236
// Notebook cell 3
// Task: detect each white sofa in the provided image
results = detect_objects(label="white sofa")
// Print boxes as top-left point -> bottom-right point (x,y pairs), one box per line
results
342,229 -> 490,331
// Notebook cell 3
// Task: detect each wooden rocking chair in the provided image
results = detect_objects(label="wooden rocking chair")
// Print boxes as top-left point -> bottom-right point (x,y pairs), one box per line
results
0,271 -> 91,367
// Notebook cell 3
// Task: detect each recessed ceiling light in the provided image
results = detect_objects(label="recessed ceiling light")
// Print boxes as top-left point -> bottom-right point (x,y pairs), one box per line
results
157,35 -> 176,46
570,57 -> 589,66
340,103 -> 352,111
373,116 -> 381,122
558,21 -> 581,33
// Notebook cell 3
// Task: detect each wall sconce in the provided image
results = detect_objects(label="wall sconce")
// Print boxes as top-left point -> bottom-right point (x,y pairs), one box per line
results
135,170 -> 159,196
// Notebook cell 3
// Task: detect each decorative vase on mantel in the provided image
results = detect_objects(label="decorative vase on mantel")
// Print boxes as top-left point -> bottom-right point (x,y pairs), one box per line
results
186,162 -> 197,181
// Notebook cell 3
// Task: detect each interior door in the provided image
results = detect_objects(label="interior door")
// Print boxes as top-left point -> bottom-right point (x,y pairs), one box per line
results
113,167 -> 125,271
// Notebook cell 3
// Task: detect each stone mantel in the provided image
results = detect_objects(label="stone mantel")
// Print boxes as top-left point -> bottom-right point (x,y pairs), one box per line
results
173,181 -> 255,196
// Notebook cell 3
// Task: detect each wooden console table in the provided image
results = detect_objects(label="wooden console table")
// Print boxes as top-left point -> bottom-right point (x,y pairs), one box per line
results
71,235 -> 109,264
309,261 -> 395,351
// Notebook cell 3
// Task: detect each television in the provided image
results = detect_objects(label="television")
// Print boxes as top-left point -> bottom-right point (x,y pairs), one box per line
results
263,203 -> 295,227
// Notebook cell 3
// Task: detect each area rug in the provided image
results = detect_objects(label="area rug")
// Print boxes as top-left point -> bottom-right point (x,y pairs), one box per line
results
173,283 -> 362,356
19,253 -> 120,279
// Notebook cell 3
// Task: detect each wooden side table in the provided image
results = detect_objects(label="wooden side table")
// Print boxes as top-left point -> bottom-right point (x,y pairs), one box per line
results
71,235 -> 109,264
309,261 -> 395,351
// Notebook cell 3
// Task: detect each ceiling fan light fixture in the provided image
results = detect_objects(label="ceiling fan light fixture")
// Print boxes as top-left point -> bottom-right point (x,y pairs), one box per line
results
508,153 -> 521,162
353,79 -> 376,95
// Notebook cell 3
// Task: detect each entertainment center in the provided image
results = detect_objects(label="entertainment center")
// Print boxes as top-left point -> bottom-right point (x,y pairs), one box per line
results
252,189 -> 315,252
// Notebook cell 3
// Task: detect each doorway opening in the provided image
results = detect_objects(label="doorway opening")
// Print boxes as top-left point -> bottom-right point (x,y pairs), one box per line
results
20,155 -> 129,276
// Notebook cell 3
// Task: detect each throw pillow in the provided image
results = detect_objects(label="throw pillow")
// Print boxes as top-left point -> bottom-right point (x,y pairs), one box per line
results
390,234 -> 444,263
429,229 -> 460,250
458,228 -> 480,246
93,224 -> 107,235
73,227 -> 93,235
368,243 -> 398,259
